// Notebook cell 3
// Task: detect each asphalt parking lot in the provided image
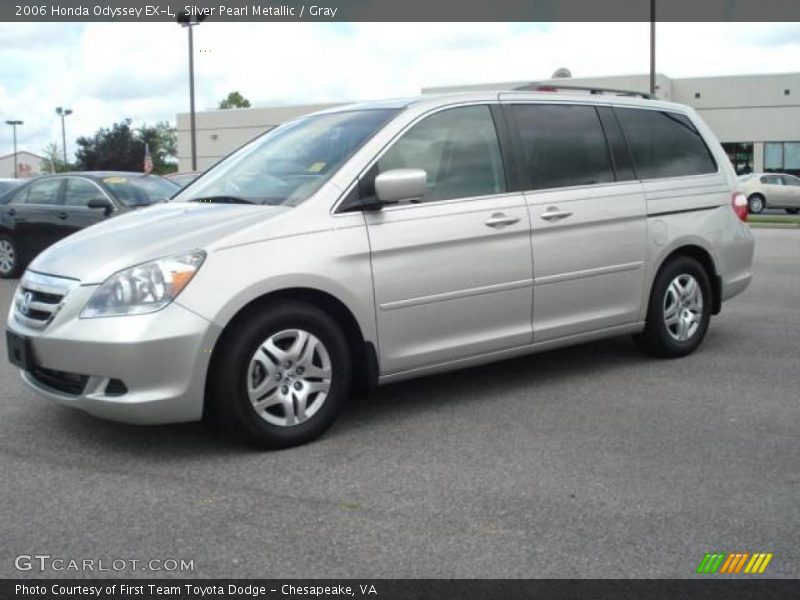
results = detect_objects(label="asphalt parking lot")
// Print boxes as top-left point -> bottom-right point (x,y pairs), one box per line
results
0,228 -> 797,579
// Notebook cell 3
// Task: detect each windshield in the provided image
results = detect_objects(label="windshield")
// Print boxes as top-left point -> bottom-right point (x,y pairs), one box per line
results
172,109 -> 398,206
0,180 -> 22,196
103,175 -> 179,206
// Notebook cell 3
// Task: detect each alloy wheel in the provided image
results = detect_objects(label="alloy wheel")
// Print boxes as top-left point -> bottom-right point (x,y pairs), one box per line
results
0,240 -> 15,275
246,329 -> 332,427
663,274 -> 703,342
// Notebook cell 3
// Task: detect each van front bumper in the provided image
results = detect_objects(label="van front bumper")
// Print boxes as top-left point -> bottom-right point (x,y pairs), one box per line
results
7,296 -> 221,425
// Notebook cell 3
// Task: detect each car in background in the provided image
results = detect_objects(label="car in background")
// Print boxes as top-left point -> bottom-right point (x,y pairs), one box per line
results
166,171 -> 201,188
740,173 -> 800,214
0,178 -> 24,198
0,171 -> 179,278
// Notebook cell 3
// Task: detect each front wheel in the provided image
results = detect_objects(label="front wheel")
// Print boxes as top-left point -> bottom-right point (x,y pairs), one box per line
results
748,194 -> 765,214
635,256 -> 712,358
0,234 -> 21,278
208,301 -> 352,448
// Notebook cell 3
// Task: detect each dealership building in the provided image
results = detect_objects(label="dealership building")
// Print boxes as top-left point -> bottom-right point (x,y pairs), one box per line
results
177,72 -> 799,176
0,150 -> 45,179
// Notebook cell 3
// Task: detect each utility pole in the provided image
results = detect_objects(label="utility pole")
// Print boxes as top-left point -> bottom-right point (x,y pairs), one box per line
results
5,120 -> 23,178
650,0 -> 656,96
56,106 -> 73,169
178,11 -> 206,171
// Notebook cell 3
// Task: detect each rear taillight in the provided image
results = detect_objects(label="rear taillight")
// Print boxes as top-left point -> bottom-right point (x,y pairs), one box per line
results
732,192 -> 748,222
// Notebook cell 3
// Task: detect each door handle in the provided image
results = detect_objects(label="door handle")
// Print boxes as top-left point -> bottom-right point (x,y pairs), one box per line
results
540,207 -> 573,221
6,208 -> 15,216
57,212 -> 68,220
484,213 -> 520,228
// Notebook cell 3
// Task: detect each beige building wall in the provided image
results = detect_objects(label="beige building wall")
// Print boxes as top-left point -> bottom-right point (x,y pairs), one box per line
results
178,73 -> 799,174
0,151 -> 45,178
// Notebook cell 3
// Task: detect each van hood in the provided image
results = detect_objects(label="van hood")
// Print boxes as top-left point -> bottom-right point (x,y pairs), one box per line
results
30,202 -> 289,283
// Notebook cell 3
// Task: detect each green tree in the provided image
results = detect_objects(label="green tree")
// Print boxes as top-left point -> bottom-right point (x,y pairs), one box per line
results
138,121 -> 178,174
75,119 -> 177,174
75,119 -> 144,171
41,142 -> 69,173
218,91 -> 252,109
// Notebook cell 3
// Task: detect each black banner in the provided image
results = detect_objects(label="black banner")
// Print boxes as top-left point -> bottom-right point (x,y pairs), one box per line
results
3,0 -> 800,22
3,580 -> 800,600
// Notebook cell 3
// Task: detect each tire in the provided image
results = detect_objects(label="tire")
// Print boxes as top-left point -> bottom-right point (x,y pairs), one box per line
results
786,208 -> 799,215
747,194 -> 765,214
0,234 -> 21,279
635,256 -> 712,358
208,301 -> 352,448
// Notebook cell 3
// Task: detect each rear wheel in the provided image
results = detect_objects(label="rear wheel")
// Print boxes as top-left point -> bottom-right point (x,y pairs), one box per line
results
0,235 -> 21,278
747,194 -> 765,214
635,256 -> 712,358
786,208 -> 799,215
208,301 -> 352,448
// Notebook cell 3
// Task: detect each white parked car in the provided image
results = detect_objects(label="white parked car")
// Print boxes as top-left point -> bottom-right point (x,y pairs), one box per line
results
740,173 -> 800,214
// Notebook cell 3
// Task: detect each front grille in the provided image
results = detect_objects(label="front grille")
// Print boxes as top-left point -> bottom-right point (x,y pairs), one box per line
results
30,366 -> 88,396
13,272 -> 78,330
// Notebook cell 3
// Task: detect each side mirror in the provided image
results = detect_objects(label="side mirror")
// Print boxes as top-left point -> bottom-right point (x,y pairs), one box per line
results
374,168 -> 427,204
87,197 -> 113,215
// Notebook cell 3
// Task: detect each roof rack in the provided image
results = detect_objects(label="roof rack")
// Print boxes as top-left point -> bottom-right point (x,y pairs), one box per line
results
512,83 -> 654,100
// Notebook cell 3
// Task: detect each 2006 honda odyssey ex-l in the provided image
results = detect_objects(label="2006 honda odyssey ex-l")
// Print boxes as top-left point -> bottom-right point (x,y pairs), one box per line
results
6,88 -> 754,448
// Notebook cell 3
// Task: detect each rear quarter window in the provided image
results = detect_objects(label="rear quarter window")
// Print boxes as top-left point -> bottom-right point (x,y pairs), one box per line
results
615,108 -> 717,180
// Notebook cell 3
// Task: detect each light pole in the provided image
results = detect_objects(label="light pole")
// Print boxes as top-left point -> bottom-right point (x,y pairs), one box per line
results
177,11 -> 206,172
55,106 -> 73,169
650,0 -> 656,96
5,120 -> 23,178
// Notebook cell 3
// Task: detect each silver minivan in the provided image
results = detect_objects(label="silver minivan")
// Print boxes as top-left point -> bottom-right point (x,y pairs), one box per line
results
6,89 -> 755,448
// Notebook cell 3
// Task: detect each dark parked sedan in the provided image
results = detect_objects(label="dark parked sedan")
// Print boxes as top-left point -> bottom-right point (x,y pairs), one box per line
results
0,172 -> 179,278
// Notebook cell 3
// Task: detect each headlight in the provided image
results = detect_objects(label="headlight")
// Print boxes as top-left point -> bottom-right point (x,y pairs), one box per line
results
80,251 -> 205,318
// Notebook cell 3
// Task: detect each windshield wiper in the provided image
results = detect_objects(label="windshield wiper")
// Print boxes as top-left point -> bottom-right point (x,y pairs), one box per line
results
188,195 -> 257,205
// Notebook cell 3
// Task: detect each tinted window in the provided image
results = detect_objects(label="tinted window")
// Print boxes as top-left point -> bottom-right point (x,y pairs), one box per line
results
102,175 -> 177,206
64,178 -> 103,207
784,175 -> 800,186
596,106 -> 635,181
376,105 -> 506,202
25,179 -> 62,205
615,108 -> 717,179
762,175 -> 782,185
509,104 -> 615,190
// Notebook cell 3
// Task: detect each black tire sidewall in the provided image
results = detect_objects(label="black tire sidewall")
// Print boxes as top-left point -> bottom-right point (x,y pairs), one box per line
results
645,256 -> 712,357
211,301 -> 352,448
0,234 -> 19,278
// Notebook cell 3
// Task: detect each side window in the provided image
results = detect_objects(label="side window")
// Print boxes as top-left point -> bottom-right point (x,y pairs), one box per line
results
25,179 -> 62,205
64,179 -> 102,207
375,105 -> 506,202
509,104 -> 615,190
9,186 -> 29,205
615,108 -> 717,179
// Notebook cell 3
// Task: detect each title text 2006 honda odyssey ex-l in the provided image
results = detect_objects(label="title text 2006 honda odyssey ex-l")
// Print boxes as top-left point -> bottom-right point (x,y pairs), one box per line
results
6,89 -> 754,448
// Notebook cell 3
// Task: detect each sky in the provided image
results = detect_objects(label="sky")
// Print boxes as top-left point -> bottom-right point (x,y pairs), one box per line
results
0,21 -> 798,161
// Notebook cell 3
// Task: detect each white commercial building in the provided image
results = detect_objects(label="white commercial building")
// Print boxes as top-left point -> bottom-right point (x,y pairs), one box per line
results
0,150 -> 45,179
178,72 -> 800,176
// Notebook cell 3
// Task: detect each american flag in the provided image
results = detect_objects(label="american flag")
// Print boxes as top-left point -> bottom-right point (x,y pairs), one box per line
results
143,143 -> 153,174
